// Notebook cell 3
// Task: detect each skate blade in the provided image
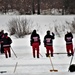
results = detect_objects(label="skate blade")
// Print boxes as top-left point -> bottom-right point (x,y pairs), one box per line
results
50,70 -> 58,72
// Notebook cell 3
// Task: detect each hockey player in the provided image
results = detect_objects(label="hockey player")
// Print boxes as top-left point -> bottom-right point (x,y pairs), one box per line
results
1,33 -> 12,58
44,30 -> 55,57
65,31 -> 74,56
30,30 -> 41,58
0,30 -> 4,54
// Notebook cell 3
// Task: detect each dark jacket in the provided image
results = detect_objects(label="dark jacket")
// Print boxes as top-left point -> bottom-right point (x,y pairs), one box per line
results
44,32 -> 55,46
0,32 -> 4,39
65,32 -> 73,44
30,30 -> 41,46
1,36 -> 12,48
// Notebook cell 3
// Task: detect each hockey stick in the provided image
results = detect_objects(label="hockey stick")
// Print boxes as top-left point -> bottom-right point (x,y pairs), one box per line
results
68,48 -> 75,72
49,55 -> 58,72
11,47 -> 17,58
39,53 -> 43,57
0,71 -> 7,74
14,62 -> 18,73
51,53 -> 67,54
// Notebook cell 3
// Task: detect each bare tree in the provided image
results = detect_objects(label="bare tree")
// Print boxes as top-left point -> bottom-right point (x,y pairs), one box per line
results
32,0 -> 35,14
37,0 -> 40,14
8,17 -> 33,38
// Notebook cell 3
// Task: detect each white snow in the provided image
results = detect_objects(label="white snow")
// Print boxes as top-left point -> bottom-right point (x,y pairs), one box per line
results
0,15 -> 75,75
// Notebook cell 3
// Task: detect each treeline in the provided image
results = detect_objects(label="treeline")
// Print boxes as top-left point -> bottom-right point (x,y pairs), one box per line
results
0,0 -> 75,15
0,0 -> 32,14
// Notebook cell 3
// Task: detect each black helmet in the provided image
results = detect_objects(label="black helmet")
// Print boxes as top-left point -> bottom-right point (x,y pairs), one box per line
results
33,30 -> 36,34
4,33 -> 8,36
1,30 -> 4,33
47,30 -> 50,35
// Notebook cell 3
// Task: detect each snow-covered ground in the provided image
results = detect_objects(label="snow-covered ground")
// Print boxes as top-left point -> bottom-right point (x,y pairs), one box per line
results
0,15 -> 75,75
